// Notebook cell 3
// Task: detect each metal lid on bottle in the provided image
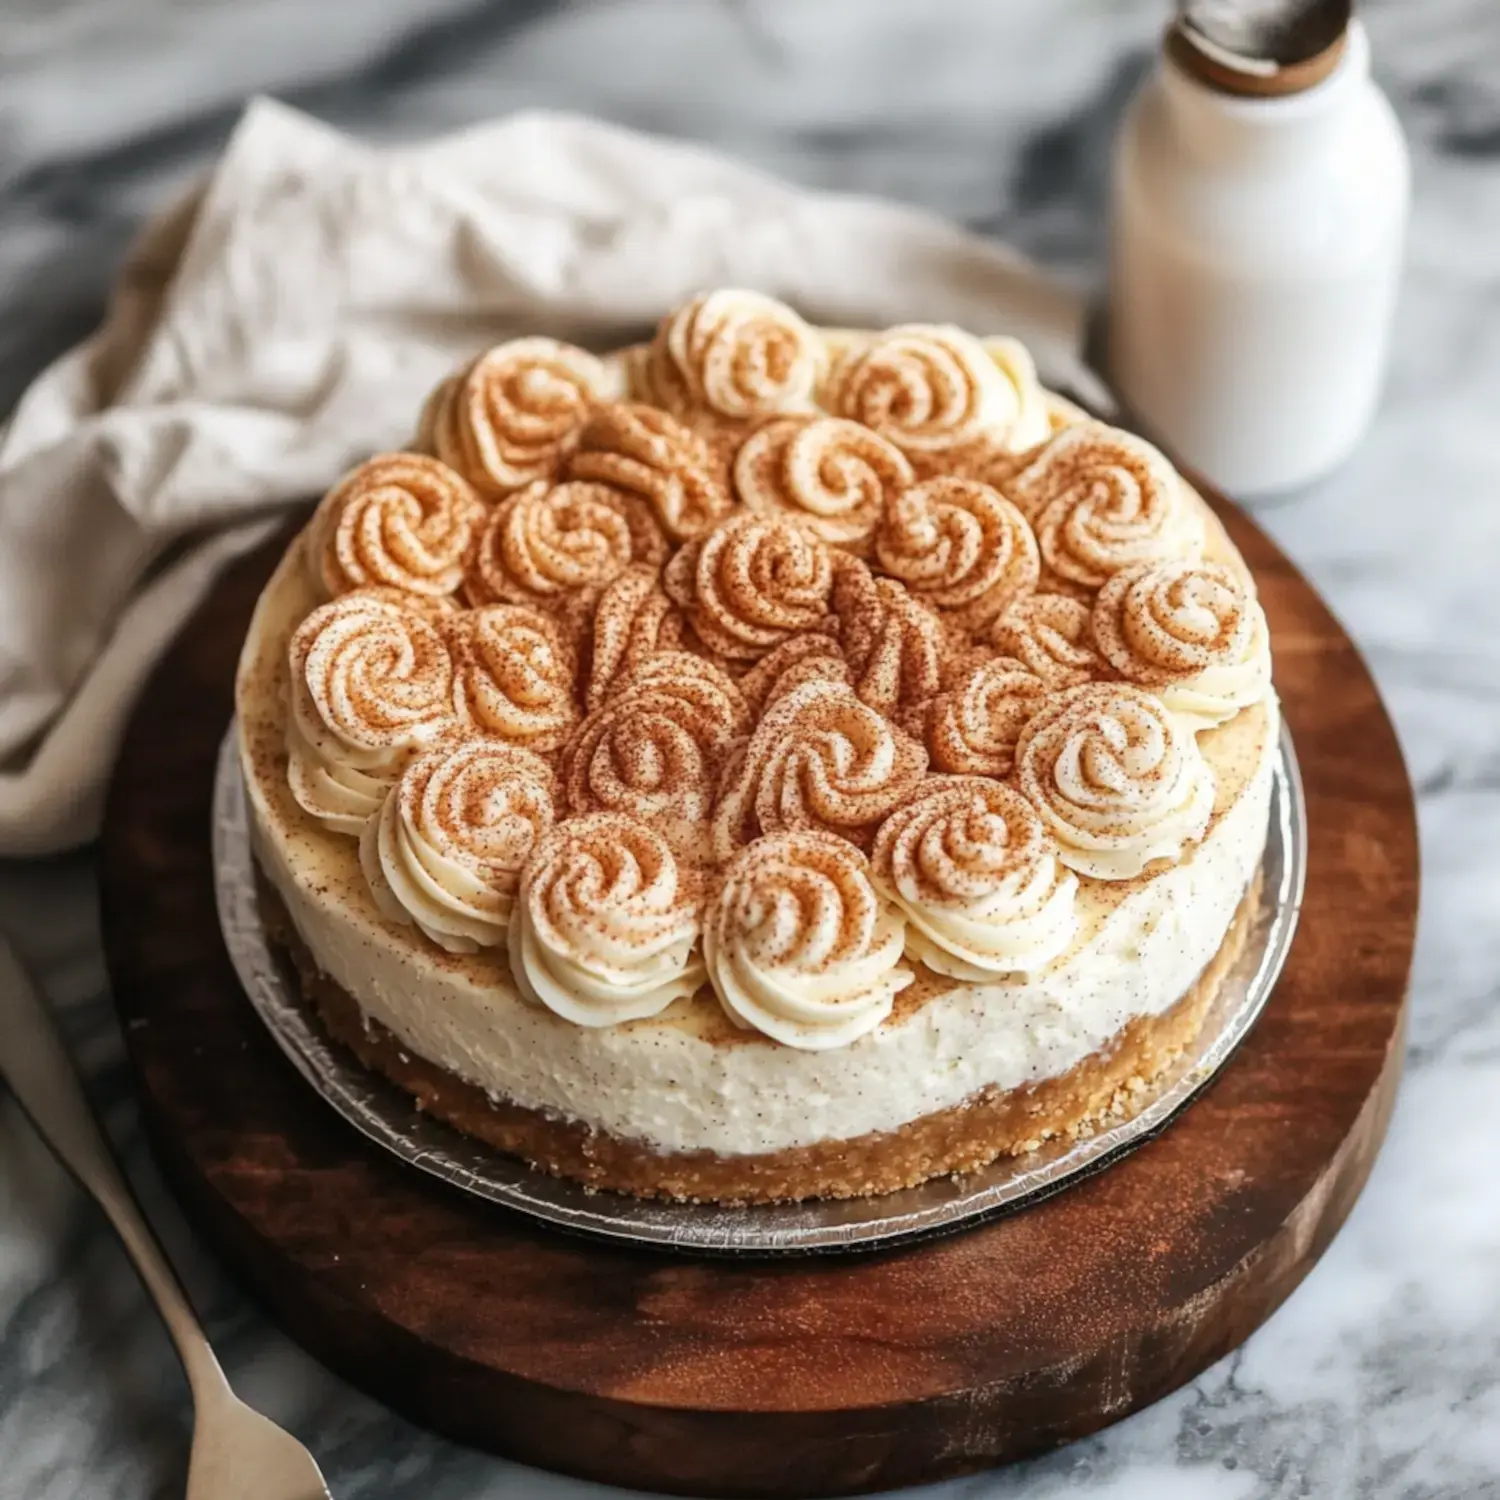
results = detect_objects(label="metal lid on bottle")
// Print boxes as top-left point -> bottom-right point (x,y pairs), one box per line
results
1171,0 -> 1352,97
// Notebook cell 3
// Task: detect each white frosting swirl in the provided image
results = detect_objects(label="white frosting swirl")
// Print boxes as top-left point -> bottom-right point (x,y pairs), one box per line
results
733,416 -> 912,549
990,593 -> 1103,689
980,334 -> 1053,449
663,512 -> 835,659
924,656 -> 1050,777
307,453 -> 484,600
639,290 -> 822,420
560,652 -> 749,856
737,630 -> 850,713
509,813 -> 705,1027
286,592 -> 457,835
285,722 -> 394,837
569,402 -> 731,542
290,590 -> 451,742
710,678 -> 929,859
829,559 -> 944,720
872,777 -> 1080,980
464,479 -> 667,610
1091,560 -> 1273,728
1003,424 -> 1204,591
704,829 -> 912,1051
1014,683 -> 1216,880
446,605 -> 578,753
359,739 -> 556,951
823,324 -> 1031,455
421,337 -> 613,498
584,564 -> 688,711
872,476 -> 1039,629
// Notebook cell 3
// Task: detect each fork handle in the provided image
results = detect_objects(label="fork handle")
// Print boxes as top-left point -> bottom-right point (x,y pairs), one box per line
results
0,939 -> 228,1401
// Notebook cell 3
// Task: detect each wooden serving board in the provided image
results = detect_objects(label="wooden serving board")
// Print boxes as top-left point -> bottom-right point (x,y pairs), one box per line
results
100,493 -> 1417,1499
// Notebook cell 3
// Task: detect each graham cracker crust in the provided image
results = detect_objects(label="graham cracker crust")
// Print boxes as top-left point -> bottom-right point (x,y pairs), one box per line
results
259,877 -> 1260,1205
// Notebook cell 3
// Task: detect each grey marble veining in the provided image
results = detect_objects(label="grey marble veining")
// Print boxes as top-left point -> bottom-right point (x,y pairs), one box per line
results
2,1 -> 1498,1496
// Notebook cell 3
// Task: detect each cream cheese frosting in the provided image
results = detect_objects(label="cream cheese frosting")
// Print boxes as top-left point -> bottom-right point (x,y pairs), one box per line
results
360,737 -> 555,951
990,592 -> 1103,688
871,776 -> 1081,981
464,478 -> 668,612
446,604 -> 578,752
705,830 -> 913,1050
569,402 -> 732,543
710,677 -> 929,859
307,452 -> 486,601
873,475 -> 1040,630
1004,423 -> 1205,591
1091,558 -> 1274,729
734,416 -> 912,549
1014,683 -> 1217,880
824,323 -> 1049,455
924,656 -> 1050,777
560,651 -> 749,858
417,336 -> 619,499
509,812 -> 705,1027
284,590 -> 457,835
638,290 -> 823,420
664,511 -> 835,659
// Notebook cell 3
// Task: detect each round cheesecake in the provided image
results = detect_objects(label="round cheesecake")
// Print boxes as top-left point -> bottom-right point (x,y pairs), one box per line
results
235,292 -> 1278,1204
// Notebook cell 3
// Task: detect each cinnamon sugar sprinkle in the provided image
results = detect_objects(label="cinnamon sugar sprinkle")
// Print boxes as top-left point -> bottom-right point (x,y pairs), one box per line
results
279,297 -> 1267,1020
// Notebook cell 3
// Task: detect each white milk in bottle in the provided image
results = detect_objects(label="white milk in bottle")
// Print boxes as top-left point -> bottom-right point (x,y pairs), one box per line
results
1108,8 -> 1409,495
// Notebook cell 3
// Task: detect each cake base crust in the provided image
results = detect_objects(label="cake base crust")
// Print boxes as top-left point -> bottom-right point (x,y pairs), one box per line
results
261,876 -> 1260,1205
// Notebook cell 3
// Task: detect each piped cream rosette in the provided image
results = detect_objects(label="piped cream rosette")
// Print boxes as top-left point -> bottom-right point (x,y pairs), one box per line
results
705,829 -> 913,1051
829,559 -> 944,721
509,812 -> 706,1027
307,453 -> 485,601
872,475 -> 1039,631
664,512 -> 835,659
285,591 -> 457,835
463,479 -> 668,611
710,678 -> 929,860
446,604 -> 578,753
924,656 -> 1050,777
560,652 -> 750,858
872,777 -> 1080,981
1091,559 -> 1273,729
990,593 -> 1103,689
418,336 -> 617,499
1003,424 -> 1204,592
569,402 -> 732,543
733,416 -> 912,549
583,565 -> 689,711
360,738 -> 556,952
635,289 -> 824,420
823,323 -> 1049,457
1014,683 -> 1216,880
737,632 -> 851,713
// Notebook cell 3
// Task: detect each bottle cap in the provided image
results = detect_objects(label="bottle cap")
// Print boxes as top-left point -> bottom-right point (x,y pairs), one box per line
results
1171,0 -> 1351,97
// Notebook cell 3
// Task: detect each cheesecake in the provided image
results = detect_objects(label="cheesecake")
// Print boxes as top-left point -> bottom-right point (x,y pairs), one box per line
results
235,290 -> 1277,1204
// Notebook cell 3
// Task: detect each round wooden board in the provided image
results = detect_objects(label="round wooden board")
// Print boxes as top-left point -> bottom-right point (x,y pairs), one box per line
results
100,493 -> 1417,1500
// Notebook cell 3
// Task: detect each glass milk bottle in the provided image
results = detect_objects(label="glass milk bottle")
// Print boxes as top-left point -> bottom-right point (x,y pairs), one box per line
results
1107,19 -> 1409,496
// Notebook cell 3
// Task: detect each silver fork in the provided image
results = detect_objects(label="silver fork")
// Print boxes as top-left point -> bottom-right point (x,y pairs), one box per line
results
0,937 -> 331,1500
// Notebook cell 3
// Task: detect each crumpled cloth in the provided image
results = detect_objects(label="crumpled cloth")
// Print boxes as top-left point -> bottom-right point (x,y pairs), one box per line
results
0,96 -> 1100,856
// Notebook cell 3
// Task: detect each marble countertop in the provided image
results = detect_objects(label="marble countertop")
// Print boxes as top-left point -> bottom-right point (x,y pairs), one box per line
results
2,2 -> 1497,1496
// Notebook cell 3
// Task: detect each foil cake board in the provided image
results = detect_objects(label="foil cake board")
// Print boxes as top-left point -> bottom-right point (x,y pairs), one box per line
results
100,516 -> 1417,1497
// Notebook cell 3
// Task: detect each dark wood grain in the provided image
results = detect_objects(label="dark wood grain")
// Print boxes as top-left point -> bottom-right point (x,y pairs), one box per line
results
99,495 -> 1417,1499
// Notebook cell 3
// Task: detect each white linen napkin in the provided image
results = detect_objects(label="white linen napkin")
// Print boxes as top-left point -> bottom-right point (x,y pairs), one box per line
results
0,96 -> 1099,857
